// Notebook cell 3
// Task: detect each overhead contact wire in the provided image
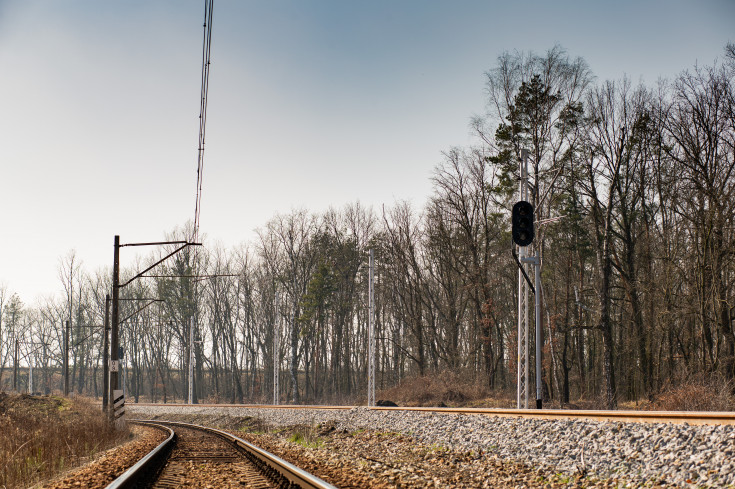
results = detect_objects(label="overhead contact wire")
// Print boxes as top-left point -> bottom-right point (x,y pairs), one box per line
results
190,2 -> 214,404
193,0 -> 214,245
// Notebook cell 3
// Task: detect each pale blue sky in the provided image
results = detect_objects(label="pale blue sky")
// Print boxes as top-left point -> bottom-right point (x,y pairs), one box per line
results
1,0 -> 733,301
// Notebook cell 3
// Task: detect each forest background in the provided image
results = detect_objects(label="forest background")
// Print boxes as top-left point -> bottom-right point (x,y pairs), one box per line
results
2,44 -> 735,410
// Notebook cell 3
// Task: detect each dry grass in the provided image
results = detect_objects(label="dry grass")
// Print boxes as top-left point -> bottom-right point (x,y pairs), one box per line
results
644,374 -> 735,412
0,393 -> 130,488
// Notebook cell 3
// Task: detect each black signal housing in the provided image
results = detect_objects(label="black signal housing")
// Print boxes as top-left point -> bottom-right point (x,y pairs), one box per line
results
512,200 -> 534,247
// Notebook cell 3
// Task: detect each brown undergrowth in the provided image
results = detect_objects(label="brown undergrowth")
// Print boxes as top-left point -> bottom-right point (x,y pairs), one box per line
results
377,371 -> 514,407
377,371 -> 735,411
645,374 -> 735,411
0,393 -> 129,488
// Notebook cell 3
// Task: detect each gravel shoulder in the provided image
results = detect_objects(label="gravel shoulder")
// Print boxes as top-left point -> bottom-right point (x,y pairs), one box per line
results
128,404 -> 735,488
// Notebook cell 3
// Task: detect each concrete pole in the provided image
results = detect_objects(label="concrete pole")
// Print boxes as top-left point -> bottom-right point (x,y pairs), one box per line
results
273,292 -> 279,405
110,235 -> 120,416
368,249 -> 375,407
13,337 -> 18,392
188,315 -> 194,404
29,355 -> 33,394
63,321 -> 70,396
103,294 -> 110,411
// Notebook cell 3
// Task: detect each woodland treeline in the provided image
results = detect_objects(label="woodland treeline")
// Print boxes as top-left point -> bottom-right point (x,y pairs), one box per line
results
1,45 -> 734,409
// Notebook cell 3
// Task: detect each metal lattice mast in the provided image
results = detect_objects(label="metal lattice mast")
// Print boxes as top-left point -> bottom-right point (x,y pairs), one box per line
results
368,249 -> 376,407
517,149 -> 530,409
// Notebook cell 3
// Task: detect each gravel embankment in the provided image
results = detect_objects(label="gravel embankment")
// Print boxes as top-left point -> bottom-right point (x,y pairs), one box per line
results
129,404 -> 735,487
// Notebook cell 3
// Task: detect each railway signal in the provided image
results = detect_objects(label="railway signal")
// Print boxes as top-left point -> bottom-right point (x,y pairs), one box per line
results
512,200 -> 534,247
513,151 -> 542,410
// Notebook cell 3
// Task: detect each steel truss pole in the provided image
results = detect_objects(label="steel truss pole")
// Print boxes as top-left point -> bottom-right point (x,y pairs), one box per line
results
517,264 -> 523,408
517,149 -> 530,409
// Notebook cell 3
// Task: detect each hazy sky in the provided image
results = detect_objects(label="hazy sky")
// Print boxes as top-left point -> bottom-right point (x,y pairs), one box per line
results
1,0 -> 733,302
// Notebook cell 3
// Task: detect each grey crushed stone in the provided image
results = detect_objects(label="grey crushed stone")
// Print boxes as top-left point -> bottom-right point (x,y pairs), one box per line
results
128,404 -> 735,487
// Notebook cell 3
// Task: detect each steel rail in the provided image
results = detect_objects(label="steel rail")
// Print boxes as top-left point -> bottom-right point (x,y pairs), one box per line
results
133,402 -> 350,410
105,423 -> 175,489
129,403 -> 735,425
369,406 -> 735,425
130,419 -> 337,489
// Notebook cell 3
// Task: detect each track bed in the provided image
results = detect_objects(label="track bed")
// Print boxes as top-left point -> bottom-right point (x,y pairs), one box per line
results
150,425 -> 276,488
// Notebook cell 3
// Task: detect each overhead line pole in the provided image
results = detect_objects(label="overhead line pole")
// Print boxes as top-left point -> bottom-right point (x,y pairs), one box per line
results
110,236 -> 200,420
273,291 -> 279,405
188,316 -> 195,404
13,337 -> 19,392
110,236 -> 121,418
63,320 -> 70,396
15,341 -> 46,394
103,294 -> 110,411
28,349 -> 32,393
368,249 -> 375,407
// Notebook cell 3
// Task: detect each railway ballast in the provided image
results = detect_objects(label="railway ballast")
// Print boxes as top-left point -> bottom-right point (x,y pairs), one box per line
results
130,404 -> 735,487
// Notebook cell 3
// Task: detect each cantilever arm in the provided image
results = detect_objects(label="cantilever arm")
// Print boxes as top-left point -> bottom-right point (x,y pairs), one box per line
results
120,243 -> 201,288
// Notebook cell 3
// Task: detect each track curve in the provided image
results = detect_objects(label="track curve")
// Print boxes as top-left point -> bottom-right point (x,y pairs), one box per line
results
107,420 -> 336,489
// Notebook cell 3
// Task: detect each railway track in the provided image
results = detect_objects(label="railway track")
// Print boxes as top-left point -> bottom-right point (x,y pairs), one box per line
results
108,420 -> 336,489
121,404 -> 735,488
